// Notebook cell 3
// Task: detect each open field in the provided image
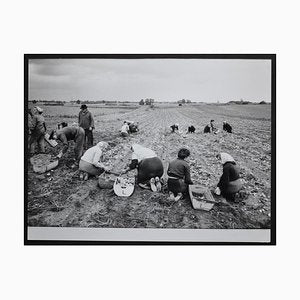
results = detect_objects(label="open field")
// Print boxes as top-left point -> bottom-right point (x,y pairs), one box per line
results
27,103 -> 271,229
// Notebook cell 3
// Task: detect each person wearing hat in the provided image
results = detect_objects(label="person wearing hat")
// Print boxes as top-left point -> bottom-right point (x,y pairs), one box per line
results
29,106 -> 47,155
49,126 -> 85,162
79,141 -> 110,180
78,104 -> 95,149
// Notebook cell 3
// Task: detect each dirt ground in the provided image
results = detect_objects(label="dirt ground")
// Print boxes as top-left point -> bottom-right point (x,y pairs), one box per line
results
27,103 -> 271,229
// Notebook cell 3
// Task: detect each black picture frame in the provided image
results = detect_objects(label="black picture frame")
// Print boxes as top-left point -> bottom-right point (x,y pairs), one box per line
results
24,54 -> 276,245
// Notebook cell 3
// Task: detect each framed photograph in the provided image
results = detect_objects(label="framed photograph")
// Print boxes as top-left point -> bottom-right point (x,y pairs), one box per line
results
24,54 -> 275,245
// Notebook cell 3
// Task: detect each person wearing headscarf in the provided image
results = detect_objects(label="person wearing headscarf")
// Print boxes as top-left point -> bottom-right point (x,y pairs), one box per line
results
215,152 -> 242,201
122,144 -> 164,191
167,148 -> 193,201
29,106 -> 47,155
79,141 -> 110,180
49,126 -> 85,161
223,121 -> 232,133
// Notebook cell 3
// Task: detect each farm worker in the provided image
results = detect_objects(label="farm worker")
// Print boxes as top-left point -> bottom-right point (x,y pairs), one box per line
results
223,121 -> 232,133
122,144 -> 164,192
210,120 -> 218,134
203,125 -> 211,133
79,141 -> 110,180
120,121 -> 130,137
167,148 -> 193,201
214,152 -> 243,201
129,121 -> 139,133
29,106 -> 47,155
78,104 -> 95,149
188,125 -> 195,133
170,124 -> 179,132
49,126 -> 85,162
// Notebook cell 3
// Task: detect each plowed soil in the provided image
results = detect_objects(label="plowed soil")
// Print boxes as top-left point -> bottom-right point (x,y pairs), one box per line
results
27,103 -> 271,229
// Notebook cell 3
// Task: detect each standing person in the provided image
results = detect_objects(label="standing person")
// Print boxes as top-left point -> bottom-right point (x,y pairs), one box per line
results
120,121 -> 130,137
29,106 -> 46,156
122,144 -> 164,192
167,148 -> 193,201
214,152 -> 243,201
79,141 -> 110,180
78,104 -> 95,149
49,126 -> 85,162
223,121 -> 232,133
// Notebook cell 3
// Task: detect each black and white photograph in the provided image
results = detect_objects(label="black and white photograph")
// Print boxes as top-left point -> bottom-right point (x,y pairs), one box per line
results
25,54 -> 275,244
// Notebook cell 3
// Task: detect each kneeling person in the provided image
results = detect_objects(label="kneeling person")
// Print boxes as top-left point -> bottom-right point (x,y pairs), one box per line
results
79,141 -> 110,180
215,152 -> 242,201
122,144 -> 164,192
167,148 -> 193,201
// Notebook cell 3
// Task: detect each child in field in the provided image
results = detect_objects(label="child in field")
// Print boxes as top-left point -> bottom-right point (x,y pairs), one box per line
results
214,152 -> 243,201
122,144 -> 164,192
167,148 -> 193,201
79,141 -> 110,180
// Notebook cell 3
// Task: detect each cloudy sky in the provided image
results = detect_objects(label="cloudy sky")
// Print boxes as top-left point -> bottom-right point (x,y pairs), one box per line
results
29,58 -> 271,102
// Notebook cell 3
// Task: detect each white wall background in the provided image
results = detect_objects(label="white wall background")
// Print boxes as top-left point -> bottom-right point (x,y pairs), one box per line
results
0,0 -> 299,300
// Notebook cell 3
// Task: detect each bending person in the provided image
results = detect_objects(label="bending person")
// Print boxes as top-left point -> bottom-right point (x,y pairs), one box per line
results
223,121 -> 232,133
122,144 -> 164,192
167,148 -> 193,201
49,126 -> 85,162
79,141 -> 110,180
215,152 -> 243,201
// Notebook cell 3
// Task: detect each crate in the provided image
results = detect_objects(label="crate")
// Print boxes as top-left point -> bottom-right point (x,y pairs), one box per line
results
189,185 -> 216,211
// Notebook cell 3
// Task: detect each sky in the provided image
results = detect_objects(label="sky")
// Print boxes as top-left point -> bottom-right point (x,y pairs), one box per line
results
29,58 -> 271,102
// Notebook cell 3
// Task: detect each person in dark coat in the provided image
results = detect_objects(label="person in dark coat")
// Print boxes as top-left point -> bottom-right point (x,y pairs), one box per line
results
49,126 -> 85,162
223,121 -> 232,133
170,124 -> 179,132
215,152 -> 243,201
29,106 -> 46,155
204,125 -> 211,133
188,125 -> 195,133
167,148 -> 193,201
78,104 -> 95,149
